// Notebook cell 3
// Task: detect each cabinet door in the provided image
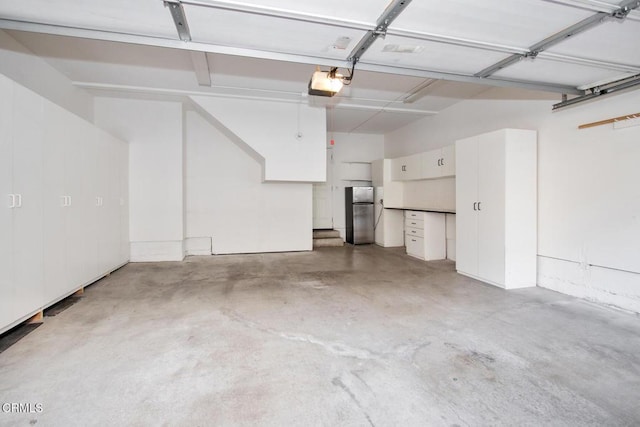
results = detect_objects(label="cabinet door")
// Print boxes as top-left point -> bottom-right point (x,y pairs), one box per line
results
477,132 -> 506,286
118,141 -> 130,264
421,149 -> 441,179
66,114 -> 90,290
404,154 -> 422,180
95,131 -> 112,275
42,101 -> 69,304
82,125 -> 100,282
455,137 -> 479,276
390,156 -> 406,181
11,84 -> 44,317
106,135 -> 122,269
440,145 -> 455,177
0,76 -> 15,329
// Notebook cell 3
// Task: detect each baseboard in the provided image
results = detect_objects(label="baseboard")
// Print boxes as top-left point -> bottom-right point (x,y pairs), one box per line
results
130,241 -> 185,262
184,237 -> 212,256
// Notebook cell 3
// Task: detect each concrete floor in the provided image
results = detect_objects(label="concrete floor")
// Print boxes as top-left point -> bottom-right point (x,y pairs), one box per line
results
1,245 -> 639,426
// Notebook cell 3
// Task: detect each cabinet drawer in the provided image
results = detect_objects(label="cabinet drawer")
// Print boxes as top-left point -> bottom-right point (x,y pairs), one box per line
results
405,218 -> 423,229
404,210 -> 422,219
405,234 -> 424,259
405,226 -> 424,238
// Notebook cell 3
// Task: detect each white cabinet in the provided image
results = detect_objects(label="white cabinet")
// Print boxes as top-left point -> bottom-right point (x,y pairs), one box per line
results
340,161 -> 371,181
372,159 -> 404,247
0,78 -> 45,328
392,145 -> 455,182
421,145 -> 455,179
0,75 -> 13,329
1,75 -> 129,334
391,154 -> 421,181
455,129 -> 537,289
404,211 -> 446,261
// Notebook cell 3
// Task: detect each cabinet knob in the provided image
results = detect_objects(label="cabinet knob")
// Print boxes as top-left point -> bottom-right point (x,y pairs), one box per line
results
473,202 -> 477,211
477,202 -> 482,211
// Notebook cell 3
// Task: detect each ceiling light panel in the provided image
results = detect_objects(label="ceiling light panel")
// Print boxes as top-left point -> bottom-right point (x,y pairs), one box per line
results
388,0 -> 594,48
184,6 -> 366,60
491,57 -> 636,88
0,0 -> 177,39
207,0 -> 392,24
360,35 -> 510,75
544,19 -> 640,67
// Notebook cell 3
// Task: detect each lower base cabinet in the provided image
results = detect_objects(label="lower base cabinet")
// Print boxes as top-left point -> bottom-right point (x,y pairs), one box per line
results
404,211 -> 446,261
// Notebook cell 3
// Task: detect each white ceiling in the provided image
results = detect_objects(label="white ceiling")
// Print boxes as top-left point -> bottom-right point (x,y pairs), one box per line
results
1,0 -> 639,134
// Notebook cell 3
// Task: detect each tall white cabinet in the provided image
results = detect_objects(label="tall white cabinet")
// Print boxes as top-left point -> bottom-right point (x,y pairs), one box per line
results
1,74 -> 129,334
455,129 -> 537,289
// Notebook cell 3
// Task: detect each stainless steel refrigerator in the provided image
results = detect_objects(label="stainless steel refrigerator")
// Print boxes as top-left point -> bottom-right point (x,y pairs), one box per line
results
345,186 -> 374,244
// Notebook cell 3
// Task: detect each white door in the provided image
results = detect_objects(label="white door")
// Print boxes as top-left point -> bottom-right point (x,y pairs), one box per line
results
313,148 -> 333,229
477,131 -> 506,286
440,145 -> 456,177
12,84 -> 44,318
66,114 -> 88,290
455,136 -> 479,276
96,131 -> 112,274
42,101 -> 69,304
404,154 -> 422,180
118,141 -> 130,264
421,149 -> 441,179
0,76 -> 15,329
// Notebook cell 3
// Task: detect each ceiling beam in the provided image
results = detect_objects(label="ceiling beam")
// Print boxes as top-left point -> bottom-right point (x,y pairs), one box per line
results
538,0 -> 640,21
164,0 -> 191,41
189,51 -> 211,86
476,0 -> 640,79
347,0 -> 412,64
0,18 -> 582,94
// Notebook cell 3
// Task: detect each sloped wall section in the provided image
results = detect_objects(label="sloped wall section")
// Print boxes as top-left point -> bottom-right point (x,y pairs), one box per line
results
190,96 -> 326,182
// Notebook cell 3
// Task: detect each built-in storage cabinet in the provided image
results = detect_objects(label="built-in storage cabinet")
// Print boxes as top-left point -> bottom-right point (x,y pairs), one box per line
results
455,129 -> 537,289
0,78 -> 45,331
404,211 -> 446,261
340,161 -> 372,182
371,159 -> 404,247
1,74 -> 129,333
391,145 -> 455,182
391,154 -> 422,181
421,145 -> 455,179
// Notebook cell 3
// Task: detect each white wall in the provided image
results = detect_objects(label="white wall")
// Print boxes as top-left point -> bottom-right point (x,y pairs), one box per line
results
329,132 -> 385,239
386,89 -> 640,313
190,96 -> 326,182
184,110 -> 312,254
94,98 -> 184,262
0,30 -> 94,121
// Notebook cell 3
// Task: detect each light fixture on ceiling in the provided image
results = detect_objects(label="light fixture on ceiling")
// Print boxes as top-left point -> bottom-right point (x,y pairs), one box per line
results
308,64 -> 355,97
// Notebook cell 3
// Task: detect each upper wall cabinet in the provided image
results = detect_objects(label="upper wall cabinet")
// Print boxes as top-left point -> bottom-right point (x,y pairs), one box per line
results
391,145 -> 456,181
422,145 -> 455,179
391,154 -> 422,181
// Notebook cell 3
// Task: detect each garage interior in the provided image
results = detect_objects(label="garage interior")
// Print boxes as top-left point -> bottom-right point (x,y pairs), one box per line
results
1,0 -> 639,425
